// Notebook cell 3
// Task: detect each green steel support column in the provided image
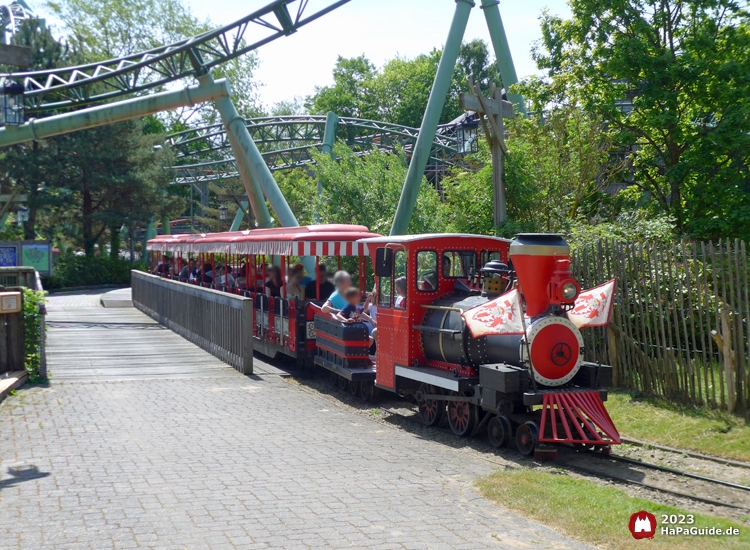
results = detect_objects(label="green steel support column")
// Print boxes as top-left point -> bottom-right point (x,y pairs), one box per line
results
142,217 -> 155,263
0,79 -> 231,148
321,111 -> 338,159
198,74 -> 298,230
0,212 -> 7,230
315,111 -> 339,222
480,0 -> 526,115
230,200 -> 249,231
205,75 -> 273,229
162,217 -> 171,236
390,0 -> 474,236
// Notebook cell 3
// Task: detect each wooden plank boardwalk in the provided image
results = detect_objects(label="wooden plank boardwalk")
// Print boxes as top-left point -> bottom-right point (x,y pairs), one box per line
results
46,291 -> 286,381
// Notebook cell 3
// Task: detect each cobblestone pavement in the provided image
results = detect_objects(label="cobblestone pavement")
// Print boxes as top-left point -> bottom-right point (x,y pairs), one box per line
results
0,293 -> 591,550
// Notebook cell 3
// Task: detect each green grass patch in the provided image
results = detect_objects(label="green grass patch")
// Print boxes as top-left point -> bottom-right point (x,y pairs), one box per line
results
607,391 -> 750,462
477,469 -> 749,549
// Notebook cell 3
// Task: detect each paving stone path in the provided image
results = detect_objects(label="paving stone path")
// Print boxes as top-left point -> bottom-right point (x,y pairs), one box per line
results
0,293 -> 591,550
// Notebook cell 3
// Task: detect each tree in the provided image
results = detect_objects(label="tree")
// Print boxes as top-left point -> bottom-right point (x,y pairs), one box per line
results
47,120 -> 178,256
439,108 -> 620,236
0,18 -> 72,240
311,145 -> 446,235
46,0 -> 209,59
522,0 -> 750,239
306,55 -> 379,119
375,50 -> 442,128
306,40 -> 503,127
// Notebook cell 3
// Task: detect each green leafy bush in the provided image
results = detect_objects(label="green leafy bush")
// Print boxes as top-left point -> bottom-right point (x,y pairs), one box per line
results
23,288 -> 47,383
567,211 -> 676,249
43,254 -> 147,289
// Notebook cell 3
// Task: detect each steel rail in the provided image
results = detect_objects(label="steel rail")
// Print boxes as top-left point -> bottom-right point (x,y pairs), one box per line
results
166,115 -> 463,184
0,1 -> 32,45
374,405 -> 750,512
608,454 -> 750,493
166,115 -> 460,158
0,0 -> 351,114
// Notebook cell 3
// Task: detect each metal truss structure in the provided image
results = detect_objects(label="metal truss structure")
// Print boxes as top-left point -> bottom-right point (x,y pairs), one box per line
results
0,1 -> 32,45
167,115 -> 462,184
0,0 -> 351,115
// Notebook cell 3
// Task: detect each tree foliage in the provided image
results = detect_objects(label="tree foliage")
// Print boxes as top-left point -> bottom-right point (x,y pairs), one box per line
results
520,0 -> 750,239
46,0 -> 209,59
306,40 -> 501,127
311,145 -> 446,235
439,108 -> 620,236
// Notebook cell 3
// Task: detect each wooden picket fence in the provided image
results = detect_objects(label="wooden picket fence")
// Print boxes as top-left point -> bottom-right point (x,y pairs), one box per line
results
570,239 -> 750,412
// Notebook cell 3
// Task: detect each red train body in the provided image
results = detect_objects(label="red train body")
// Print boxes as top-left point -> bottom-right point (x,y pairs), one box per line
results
148,225 -> 621,458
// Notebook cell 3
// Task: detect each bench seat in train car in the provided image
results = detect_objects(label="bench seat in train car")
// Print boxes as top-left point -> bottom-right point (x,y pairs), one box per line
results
314,315 -> 375,382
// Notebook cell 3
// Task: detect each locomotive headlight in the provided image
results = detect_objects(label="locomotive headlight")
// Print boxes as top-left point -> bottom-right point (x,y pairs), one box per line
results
562,282 -> 578,301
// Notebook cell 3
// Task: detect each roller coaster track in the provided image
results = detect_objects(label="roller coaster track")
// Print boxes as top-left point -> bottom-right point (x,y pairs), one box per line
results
167,115 -> 464,184
0,0 -> 351,115
0,1 -> 32,45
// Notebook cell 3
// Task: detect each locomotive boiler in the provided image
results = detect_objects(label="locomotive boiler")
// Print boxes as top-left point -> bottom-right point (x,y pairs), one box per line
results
419,234 -> 585,388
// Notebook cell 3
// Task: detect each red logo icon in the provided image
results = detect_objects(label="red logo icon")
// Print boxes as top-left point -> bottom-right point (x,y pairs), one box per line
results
629,510 -> 657,539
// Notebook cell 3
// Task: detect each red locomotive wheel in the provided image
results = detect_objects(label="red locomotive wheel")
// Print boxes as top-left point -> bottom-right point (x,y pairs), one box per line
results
417,384 -> 444,426
447,398 -> 476,437
516,421 -> 539,456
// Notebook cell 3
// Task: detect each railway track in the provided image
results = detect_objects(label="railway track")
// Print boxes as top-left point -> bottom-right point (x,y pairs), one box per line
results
282,366 -> 750,520
373,403 -> 750,517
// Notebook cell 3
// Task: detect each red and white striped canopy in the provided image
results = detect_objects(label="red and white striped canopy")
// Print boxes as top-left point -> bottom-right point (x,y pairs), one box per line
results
148,225 -> 381,257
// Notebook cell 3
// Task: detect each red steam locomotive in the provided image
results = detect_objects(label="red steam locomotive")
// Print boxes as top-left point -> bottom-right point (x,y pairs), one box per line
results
149,226 -> 621,459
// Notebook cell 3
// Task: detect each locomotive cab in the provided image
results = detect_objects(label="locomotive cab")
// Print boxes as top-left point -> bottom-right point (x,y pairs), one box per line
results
360,233 -> 620,457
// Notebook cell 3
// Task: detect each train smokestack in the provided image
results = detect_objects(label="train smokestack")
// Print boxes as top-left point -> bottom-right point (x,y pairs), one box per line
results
509,234 -> 570,317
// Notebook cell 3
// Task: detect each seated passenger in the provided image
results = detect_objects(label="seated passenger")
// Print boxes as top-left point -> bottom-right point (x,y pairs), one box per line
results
336,287 -> 375,346
362,286 -> 378,346
305,264 -> 335,301
442,255 -> 452,277
322,270 -> 351,315
295,263 -> 312,287
265,265 -> 283,297
179,258 -> 194,282
286,268 -> 305,301
217,265 -> 235,288
394,276 -> 407,308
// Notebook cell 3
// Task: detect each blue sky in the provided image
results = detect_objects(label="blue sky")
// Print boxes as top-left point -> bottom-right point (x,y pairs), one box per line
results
183,0 -> 572,109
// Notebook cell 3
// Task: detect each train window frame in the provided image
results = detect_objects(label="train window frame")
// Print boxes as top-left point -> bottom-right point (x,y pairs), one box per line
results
480,250 -> 502,267
393,250 -> 407,309
378,246 -> 407,308
442,250 -> 477,279
416,250 -> 438,292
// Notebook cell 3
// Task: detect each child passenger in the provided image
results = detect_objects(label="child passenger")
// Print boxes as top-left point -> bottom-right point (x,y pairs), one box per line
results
336,287 -> 376,346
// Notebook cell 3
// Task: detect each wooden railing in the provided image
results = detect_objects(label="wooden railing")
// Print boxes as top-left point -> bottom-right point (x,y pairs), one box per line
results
131,271 -> 253,374
571,238 -> 750,412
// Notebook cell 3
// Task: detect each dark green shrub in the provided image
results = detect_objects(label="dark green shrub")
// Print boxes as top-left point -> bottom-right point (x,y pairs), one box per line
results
23,288 -> 46,383
42,254 -> 147,289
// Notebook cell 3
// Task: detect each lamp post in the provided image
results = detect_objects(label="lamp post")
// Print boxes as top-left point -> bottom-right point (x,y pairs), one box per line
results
16,204 -> 29,226
218,205 -> 228,231
1,80 -> 25,126
456,117 -> 479,155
